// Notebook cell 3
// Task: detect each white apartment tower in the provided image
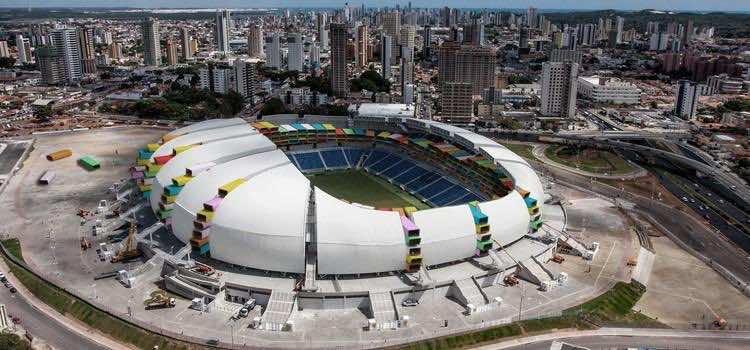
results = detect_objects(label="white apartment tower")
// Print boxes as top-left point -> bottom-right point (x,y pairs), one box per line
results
181,27 -> 192,60
540,61 -> 579,118
287,32 -> 304,72
49,28 -> 83,84
215,9 -> 231,53
265,33 -> 281,69
142,17 -> 161,66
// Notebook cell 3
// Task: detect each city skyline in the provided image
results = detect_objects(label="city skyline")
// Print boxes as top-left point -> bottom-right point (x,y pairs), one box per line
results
1,0 -> 749,12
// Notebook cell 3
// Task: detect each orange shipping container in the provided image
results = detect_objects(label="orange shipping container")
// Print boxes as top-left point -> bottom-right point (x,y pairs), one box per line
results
46,149 -> 72,161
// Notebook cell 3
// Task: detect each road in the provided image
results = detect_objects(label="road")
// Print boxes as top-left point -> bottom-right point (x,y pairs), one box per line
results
530,157 -> 750,283
486,334 -> 750,350
0,279 -> 106,350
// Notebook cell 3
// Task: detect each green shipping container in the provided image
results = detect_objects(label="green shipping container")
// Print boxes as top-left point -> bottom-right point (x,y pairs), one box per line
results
78,156 -> 101,171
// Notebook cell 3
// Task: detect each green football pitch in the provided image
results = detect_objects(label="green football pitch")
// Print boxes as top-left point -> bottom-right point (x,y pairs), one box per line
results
307,169 -> 431,210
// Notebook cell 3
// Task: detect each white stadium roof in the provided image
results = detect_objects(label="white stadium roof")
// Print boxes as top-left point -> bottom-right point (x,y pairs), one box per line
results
210,164 -> 310,273
145,115 -> 546,275
411,205 -> 477,267
170,150 -> 291,243
315,189 -> 406,275
151,123 -> 257,160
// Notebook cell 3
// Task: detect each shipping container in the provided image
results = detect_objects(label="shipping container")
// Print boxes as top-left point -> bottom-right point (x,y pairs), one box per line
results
46,149 -> 72,161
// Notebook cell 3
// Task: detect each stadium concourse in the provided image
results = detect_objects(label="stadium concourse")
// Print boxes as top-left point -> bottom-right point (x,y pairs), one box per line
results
127,113 -> 582,332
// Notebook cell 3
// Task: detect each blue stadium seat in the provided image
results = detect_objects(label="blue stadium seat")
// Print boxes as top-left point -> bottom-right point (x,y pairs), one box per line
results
320,149 -> 348,168
392,166 -> 428,186
368,154 -> 401,173
406,172 -> 443,192
344,149 -> 365,166
293,152 -> 325,171
429,186 -> 470,206
449,192 -> 483,206
362,151 -> 388,168
417,178 -> 454,199
380,159 -> 413,179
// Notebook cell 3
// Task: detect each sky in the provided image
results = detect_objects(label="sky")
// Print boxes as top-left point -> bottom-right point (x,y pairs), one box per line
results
0,0 -> 748,12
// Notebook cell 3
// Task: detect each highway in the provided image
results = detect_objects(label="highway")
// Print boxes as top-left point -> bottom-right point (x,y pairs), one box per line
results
531,158 -> 750,283
0,279 -> 106,350
493,334 -> 750,350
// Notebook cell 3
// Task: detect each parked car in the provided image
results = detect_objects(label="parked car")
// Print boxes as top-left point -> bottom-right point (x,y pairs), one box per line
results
401,299 -> 419,307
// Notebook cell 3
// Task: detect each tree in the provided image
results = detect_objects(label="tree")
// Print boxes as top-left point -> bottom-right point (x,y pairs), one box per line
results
0,56 -> 16,69
35,105 -> 54,122
260,98 -> 287,115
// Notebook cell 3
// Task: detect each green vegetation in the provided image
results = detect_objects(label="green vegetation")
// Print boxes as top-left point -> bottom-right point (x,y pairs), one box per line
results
396,282 -> 661,350
0,56 -> 16,69
260,98 -> 288,115
99,84 -> 245,121
0,242 -> 192,350
0,334 -> 32,350
544,145 -> 635,175
350,68 -> 391,93
308,169 -> 430,210
2,238 -> 24,262
291,75 -> 332,95
499,143 -> 535,160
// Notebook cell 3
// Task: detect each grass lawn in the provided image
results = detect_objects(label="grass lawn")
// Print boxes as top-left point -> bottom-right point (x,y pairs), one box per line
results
499,142 -> 536,160
544,145 -> 635,175
308,169 -> 431,210
2,238 -> 24,262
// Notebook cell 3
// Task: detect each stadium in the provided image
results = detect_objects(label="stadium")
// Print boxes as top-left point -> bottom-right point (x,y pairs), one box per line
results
132,113 -> 546,278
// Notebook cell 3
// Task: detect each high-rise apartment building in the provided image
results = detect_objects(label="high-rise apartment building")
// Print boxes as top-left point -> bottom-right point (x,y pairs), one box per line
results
165,39 -> 178,66
355,25 -> 369,68
15,34 -> 28,64
181,27 -> 192,60
615,16 -> 625,44
142,17 -> 161,66
675,80 -> 700,120
463,18 -> 485,46
77,27 -> 96,74
423,25 -> 432,60
527,6 -> 538,29
438,42 -> 496,94
287,33 -> 304,72
265,32 -> 281,69
540,61 -> 578,118
215,9 -> 231,52
317,13 -> 328,50
329,23 -> 349,97
399,25 -> 416,60
36,47 -> 62,85
381,34 -> 392,79
440,82 -> 473,125
234,59 -> 259,102
247,24 -> 263,58
0,41 -> 10,58
383,11 -> 401,63
310,45 -> 321,66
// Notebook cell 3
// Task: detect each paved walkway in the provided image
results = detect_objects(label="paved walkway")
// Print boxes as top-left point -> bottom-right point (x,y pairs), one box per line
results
0,258 -> 134,350
472,327 -> 750,349
532,144 -> 648,180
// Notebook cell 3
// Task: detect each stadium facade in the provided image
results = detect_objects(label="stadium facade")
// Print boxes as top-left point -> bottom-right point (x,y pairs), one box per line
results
132,115 -> 545,276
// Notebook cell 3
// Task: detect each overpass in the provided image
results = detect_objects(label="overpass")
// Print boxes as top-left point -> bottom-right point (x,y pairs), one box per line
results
479,129 -> 750,208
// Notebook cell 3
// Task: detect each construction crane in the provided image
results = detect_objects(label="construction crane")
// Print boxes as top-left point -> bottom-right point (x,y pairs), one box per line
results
111,220 -> 141,263
144,290 -> 176,309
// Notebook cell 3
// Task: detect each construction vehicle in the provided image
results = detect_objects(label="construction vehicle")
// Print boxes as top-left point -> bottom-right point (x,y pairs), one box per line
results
503,275 -> 519,286
627,257 -> 638,266
80,237 -> 91,250
144,290 -> 176,309
111,221 -> 141,263
551,255 -> 565,264
714,317 -> 727,328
